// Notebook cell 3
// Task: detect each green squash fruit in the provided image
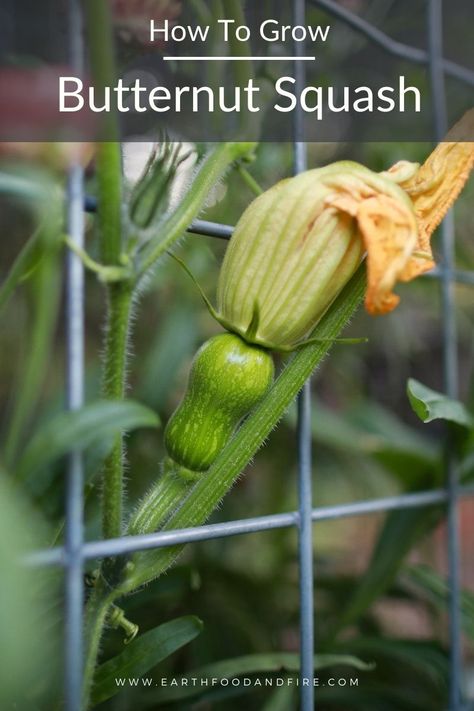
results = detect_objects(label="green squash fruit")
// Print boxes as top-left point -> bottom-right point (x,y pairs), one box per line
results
164,333 -> 274,472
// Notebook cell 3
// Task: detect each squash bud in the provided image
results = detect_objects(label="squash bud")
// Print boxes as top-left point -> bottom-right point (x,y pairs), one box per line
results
216,161 -> 419,347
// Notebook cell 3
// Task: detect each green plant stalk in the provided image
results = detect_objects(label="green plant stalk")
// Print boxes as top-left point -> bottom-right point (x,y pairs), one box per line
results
82,579 -> 117,711
221,0 -> 256,139
100,141 -> 255,537
122,267 -> 366,591
83,0 -> 122,264
238,166 -> 264,196
96,143 -> 123,265
83,0 -> 127,539
222,0 -> 254,87
127,460 -> 196,536
101,282 -> 133,538
137,142 -> 257,277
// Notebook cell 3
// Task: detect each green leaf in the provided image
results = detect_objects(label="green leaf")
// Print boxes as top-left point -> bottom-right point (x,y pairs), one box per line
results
4,251 -> 61,467
286,399 -> 437,488
148,652 -> 374,704
407,379 -> 473,428
316,681 -> 442,710
137,303 -> 198,410
91,616 -> 203,705
404,564 -> 474,642
261,685 -> 296,711
337,637 -> 448,687
331,503 -> 442,636
0,169 -> 63,315
0,472 -> 60,707
16,400 -> 160,481
0,231 -> 44,315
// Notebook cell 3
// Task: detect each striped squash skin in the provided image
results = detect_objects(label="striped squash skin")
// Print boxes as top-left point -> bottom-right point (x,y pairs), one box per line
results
164,333 -> 274,472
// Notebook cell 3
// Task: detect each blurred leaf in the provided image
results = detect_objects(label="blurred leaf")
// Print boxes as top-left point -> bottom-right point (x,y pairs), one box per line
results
332,503 -> 442,636
302,400 -> 433,458
261,684 -> 296,711
404,564 -> 474,641
0,471 -> 59,707
149,653 -> 373,704
0,167 -> 63,315
286,399 -> 437,489
407,379 -> 473,428
337,637 -> 448,687
0,230 -> 45,315
316,681 -> 443,711
4,250 -> 61,466
91,616 -> 203,705
137,303 -> 198,411
16,400 -> 160,481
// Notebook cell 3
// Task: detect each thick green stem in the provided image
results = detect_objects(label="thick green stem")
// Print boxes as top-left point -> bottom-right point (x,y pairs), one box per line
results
81,579 -> 116,711
84,0 -> 127,540
121,268 -> 366,592
96,143 -> 123,265
83,0 -> 122,264
101,283 -> 133,539
127,459 -> 195,536
222,0 -> 254,87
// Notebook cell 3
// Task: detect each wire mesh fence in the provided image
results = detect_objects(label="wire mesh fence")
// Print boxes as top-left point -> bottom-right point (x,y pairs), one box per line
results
28,0 -> 474,709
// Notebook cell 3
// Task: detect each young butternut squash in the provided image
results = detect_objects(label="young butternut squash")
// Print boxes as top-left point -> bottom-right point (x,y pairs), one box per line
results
164,333 -> 274,472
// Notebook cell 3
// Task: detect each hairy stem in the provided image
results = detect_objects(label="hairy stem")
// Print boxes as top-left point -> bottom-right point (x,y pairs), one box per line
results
84,0 -> 127,541
81,579 -> 116,711
127,458 -> 196,536
101,283 -> 133,539
137,142 -> 257,278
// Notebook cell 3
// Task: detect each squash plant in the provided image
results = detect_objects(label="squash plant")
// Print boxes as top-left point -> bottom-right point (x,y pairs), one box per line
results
1,2 -> 473,710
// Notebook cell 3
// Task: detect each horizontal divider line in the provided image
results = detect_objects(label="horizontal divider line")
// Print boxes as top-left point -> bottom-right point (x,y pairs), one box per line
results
163,56 -> 316,61
25,485 -> 474,567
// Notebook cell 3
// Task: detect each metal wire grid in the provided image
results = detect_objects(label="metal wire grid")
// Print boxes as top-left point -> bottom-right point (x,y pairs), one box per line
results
34,0 -> 474,709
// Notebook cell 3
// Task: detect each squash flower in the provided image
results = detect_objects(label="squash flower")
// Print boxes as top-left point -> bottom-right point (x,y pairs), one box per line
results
216,111 -> 474,351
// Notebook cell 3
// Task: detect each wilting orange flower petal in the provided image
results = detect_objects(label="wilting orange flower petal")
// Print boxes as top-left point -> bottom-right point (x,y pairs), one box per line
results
363,109 -> 474,313
326,187 -> 419,315
402,109 -> 474,245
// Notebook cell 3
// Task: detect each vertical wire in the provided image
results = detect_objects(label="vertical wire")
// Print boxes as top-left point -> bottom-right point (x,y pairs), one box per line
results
427,1 -> 462,708
65,0 -> 85,708
293,1 -> 315,709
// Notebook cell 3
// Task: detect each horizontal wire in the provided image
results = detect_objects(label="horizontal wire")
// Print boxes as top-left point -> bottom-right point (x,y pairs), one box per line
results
425,267 -> 474,287
310,0 -> 474,86
25,484 -> 474,567
187,219 -> 233,240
